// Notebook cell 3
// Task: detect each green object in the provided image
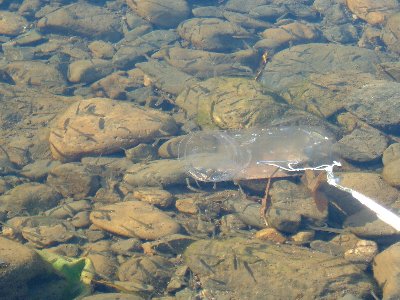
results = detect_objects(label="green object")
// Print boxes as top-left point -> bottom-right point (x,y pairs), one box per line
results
36,250 -> 94,299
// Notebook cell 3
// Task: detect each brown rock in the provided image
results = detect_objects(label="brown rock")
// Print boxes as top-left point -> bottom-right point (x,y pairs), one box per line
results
0,183 -> 62,215
68,59 -> 114,84
346,0 -> 399,24
175,199 -> 198,214
382,12 -> 400,54
49,98 -> 178,161
91,69 -> 144,100
37,2 -> 123,41
330,172 -> 400,210
177,17 -> 250,51
0,237 -> 49,299
254,228 -> 287,244
123,159 -> 187,187
6,61 -> 67,94
131,187 -> 174,208
175,77 -> 286,129
259,22 -> 320,49
88,41 -> 115,59
22,222 -> 75,248
0,11 -> 28,36
382,158 -> 400,188
383,143 -> 400,166
118,255 -> 173,292
47,163 -> 100,199
373,242 -> 400,299
90,201 -> 181,240
126,0 -> 190,28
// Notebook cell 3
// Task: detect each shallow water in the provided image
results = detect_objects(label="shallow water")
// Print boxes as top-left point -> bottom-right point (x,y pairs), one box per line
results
0,0 -> 400,299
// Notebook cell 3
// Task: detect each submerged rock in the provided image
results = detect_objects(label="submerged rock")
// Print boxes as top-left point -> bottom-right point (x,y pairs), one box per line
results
37,2 -> 123,42
175,77 -> 286,129
261,43 -> 387,93
90,201 -> 181,240
49,98 -> 178,161
184,237 -> 375,299
373,242 -> 400,299
126,0 -> 190,28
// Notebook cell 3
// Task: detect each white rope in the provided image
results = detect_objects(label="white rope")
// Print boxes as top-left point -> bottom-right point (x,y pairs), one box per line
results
260,160 -> 400,232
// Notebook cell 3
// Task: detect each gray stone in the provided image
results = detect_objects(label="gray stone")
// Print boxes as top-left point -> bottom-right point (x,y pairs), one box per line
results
123,159 -> 187,187
136,60 -> 198,95
113,30 -> 178,69
177,17 -> 250,51
184,237 -> 376,299
346,81 -> 400,132
334,128 -> 388,162
261,43 -> 387,93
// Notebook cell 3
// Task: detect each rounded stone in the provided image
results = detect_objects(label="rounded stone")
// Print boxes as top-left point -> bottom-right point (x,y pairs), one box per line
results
90,201 -> 181,240
49,98 -> 178,161
382,159 -> 400,188
0,11 -> 28,36
346,0 -> 399,25
126,0 -> 190,28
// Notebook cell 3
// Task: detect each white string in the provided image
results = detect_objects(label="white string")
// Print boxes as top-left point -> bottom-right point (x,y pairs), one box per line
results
260,160 -> 400,232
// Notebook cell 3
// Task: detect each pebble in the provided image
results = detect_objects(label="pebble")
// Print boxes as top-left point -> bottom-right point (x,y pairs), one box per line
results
254,228 -> 287,244
130,187 -> 174,208
90,201 -> 181,240
175,199 -> 199,214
